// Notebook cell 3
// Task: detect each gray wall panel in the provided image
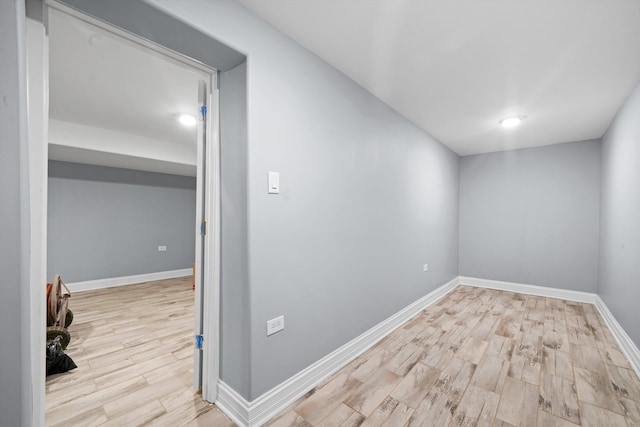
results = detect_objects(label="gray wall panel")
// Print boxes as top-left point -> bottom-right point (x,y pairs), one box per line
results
145,0 -> 460,399
58,0 -> 458,400
219,61 -> 250,397
459,140 -> 601,292
48,161 -> 196,282
599,83 -> 640,347
0,1 -> 30,424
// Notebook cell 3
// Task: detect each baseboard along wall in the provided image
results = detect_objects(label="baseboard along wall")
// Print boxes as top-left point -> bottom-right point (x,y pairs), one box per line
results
65,268 -> 193,293
457,276 -> 640,380
216,277 -> 459,427
216,276 -> 640,427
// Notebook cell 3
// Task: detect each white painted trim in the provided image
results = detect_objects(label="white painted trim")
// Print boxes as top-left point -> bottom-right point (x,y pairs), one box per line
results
216,275 -> 640,427
193,79 -> 206,393
66,268 -> 192,293
216,277 -> 460,427
27,8 -> 48,427
202,74 -> 221,403
216,381 -> 252,427
594,296 -> 640,379
458,276 -> 597,303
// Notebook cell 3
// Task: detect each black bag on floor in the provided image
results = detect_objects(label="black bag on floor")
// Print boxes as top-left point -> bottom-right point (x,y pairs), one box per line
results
46,335 -> 77,376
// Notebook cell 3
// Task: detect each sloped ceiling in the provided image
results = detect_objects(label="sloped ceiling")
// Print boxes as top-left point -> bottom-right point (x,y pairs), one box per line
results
237,0 -> 640,155
49,1 -> 640,161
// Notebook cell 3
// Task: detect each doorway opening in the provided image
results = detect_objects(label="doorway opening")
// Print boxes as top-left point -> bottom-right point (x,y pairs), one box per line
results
43,3 -> 221,424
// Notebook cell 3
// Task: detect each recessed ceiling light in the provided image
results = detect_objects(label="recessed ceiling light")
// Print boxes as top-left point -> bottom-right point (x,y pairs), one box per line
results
178,114 -> 197,126
499,117 -> 523,128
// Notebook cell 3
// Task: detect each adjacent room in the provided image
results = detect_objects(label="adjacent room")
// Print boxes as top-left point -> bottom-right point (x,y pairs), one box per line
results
43,7 -> 215,426
2,1 -> 640,427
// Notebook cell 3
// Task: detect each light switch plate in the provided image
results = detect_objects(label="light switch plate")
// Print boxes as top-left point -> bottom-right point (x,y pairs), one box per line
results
268,171 -> 280,194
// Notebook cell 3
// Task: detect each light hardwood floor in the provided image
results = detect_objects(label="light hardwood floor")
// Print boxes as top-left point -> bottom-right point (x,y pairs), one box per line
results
265,286 -> 640,427
45,277 -> 232,427
47,282 -> 640,427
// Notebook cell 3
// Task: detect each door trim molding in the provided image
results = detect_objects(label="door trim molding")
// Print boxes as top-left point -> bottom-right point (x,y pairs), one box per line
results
201,74 -> 221,403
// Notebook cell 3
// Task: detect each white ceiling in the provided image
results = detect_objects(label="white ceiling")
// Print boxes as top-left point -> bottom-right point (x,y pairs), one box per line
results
49,1 -> 640,160
48,8 -> 203,175
237,0 -> 640,155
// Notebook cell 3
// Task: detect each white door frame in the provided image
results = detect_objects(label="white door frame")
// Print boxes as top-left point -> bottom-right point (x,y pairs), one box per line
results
202,74 -> 221,402
26,5 -> 49,426
194,74 -> 221,401
30,2 -> 222,421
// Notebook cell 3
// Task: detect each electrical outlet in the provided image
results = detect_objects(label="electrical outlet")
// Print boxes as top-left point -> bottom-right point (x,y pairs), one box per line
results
266,315 -> 285,336
158,245 -> 167,252
423,264 -> 429,272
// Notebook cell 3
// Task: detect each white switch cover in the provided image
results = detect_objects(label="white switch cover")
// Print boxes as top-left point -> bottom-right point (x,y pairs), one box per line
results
268,171 -> 280,194
423,264 -> 429,272
158,246 -> 167,252
266,315 -> 285,336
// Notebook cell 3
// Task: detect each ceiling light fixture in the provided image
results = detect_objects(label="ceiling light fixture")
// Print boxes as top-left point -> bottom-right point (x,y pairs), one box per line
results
178,114 -> 197,126
499,116 -> 523,128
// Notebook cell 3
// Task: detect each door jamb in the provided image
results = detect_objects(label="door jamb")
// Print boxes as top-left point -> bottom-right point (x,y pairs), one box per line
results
202,74 -> 221,402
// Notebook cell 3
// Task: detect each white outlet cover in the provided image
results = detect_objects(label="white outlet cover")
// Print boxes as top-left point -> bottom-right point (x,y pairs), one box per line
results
266,315 -> 285,336
423,264 -> 429,271
158,246 -> 167,252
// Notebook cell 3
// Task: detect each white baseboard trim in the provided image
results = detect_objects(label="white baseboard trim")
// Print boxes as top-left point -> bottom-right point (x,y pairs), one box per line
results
459,276 -> 640,380
66,268 -> 193,293
216,382 -> 251,427
216,275 -> 640,426
215,276 -> 460,427
594,295 -> 640,380
458,276 -> 597,303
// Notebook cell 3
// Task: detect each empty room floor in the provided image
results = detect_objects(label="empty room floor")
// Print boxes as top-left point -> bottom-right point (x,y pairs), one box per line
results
45,277 -> 232,426
264,285 -> 640,427
46,281 -> 640,427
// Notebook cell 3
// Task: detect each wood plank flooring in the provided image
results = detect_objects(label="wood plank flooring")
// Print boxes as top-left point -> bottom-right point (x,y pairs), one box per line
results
266,286 -> 640,427
47,282 -> 640,427
45,277 -> 232,427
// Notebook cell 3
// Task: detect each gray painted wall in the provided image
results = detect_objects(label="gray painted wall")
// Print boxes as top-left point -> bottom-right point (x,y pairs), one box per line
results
6,0 -> 639,417
599,82 -> 640,347
148,0 -> 460,400
48,161 -> 196,282
0,1 -> 31,425
219,61 -> 250,396
459,140 -> 601,292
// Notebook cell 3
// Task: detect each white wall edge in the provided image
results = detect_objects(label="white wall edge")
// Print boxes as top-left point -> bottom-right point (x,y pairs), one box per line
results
594,295 -> 640,380
66,268 -> 192,293
458,276 -> 597,303
216,276 -> 460,427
